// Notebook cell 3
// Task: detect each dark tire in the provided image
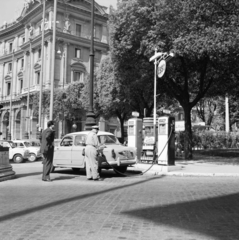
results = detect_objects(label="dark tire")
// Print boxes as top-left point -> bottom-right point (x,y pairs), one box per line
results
72,168 -> 80,173
50,165 -> 55,173
114,166 -> 127,174
28,153 -> 36,162
13,154 -> 24,163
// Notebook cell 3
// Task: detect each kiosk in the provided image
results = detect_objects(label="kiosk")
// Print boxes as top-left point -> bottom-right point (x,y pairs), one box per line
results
157,116 -> 175,165
127,117 -> 142,161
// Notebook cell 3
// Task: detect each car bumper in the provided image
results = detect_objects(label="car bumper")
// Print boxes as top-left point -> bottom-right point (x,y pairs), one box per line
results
100,158 -> 136,167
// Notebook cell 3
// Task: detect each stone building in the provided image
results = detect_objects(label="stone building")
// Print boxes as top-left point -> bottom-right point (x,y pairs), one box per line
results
0,0 -> 110,140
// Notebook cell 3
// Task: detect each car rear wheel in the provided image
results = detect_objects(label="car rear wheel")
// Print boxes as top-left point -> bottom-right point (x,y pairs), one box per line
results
28,153 -> 36,162
114,166 -> 127,174
13,154 -> 24,163
72,168 -> 80,173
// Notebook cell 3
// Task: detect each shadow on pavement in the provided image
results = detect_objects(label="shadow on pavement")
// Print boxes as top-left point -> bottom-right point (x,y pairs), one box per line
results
0,175 -> 163,223
14,172 -> 42,178
53,176 -> 77,181
123,193 -> 239,240
53,168 -> 141,179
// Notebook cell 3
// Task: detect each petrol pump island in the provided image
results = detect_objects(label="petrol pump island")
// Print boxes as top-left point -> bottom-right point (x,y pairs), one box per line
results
127,113 -> 177,172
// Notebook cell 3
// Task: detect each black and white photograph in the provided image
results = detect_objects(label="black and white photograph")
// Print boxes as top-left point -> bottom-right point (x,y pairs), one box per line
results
0,0 -> 239,239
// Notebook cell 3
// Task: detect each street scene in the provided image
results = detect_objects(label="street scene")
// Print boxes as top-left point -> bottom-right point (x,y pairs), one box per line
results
1,0 -> 239,240
1,161 -> 239,240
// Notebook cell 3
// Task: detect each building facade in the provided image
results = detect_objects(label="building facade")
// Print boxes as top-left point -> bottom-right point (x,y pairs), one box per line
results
0,0 -> 110,140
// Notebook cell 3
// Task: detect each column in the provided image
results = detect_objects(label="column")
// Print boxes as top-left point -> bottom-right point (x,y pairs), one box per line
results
14,36 -> 19,51
63,43 -> 68,86
0,63 -> 4,100
46,39 -> 52,88
49,10 -> 53,29
11,109 -> 16,139
43,41 -> 48,87
12,59 -> 18,97
30,49 -> 34,87
25,26 -> 29,42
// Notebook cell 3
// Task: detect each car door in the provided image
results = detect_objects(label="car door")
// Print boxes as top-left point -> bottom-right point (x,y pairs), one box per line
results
71,134 -> 86,167
54,136 -> 73,165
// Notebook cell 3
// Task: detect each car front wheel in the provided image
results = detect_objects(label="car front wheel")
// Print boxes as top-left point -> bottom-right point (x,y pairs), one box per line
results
13,154 -> 24,163
114,166 -> 127,174
28,153 -> 36,162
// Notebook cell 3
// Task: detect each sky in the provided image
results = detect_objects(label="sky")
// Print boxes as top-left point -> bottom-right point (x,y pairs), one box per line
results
0,0 -> 117,25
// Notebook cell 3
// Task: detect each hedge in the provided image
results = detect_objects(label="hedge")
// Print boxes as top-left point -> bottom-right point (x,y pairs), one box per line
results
175,131 -> 239,150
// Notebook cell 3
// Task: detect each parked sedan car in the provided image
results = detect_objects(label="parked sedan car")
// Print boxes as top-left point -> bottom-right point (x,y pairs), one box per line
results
13,140 -> 41,162
52,131 -> 137,174
0,140 -> 30,163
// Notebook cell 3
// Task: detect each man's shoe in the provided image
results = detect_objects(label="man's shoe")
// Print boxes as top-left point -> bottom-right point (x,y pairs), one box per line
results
87,178 -> 93,180
93,178 -> 104,181
46,179 -> 52,182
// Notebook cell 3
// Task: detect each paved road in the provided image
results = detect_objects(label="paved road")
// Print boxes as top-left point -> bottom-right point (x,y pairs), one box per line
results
0,162 -> 239,240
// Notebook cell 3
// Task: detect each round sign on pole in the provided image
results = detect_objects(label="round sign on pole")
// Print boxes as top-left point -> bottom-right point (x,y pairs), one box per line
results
157,60 -> 166,78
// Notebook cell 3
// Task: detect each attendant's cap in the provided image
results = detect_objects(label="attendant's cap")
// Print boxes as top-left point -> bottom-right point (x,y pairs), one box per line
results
92,125 -> 99,129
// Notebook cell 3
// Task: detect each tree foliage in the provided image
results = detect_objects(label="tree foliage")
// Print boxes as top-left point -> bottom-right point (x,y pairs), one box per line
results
110,0 -> 239,159
95,54 -> 132,139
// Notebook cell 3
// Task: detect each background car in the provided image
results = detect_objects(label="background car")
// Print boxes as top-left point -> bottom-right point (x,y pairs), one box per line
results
13,140 -> 41,162
0,140 -> 30,163
52,131 -> 137,174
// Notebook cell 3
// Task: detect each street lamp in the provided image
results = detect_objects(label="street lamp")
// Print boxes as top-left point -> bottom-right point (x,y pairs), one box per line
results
85,0 -> 96,130
38,0 -> 46,132
49,0 -> 58,120
149,50 -> 174,146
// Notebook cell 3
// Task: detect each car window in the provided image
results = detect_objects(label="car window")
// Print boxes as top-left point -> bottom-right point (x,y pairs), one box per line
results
29,141 -> 40,147
98,135 -> 120,145
74,135 -> 86,146
60,136 -> 73,147
24,142 -> 30,147
16,142 -> 25,147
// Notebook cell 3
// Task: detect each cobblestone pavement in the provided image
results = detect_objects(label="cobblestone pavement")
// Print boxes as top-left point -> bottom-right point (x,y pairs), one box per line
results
0,162 -> 239,240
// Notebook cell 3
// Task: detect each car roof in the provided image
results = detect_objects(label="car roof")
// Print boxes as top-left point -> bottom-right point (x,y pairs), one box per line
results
64,131 -> 114,137
13,139 -> 40,142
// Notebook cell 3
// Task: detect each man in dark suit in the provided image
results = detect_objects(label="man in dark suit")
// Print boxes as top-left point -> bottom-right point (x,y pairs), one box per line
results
40,120 -> 55,182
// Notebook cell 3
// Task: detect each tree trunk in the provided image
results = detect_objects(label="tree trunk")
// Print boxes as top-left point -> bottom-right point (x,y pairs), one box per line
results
183,104 -> 193,159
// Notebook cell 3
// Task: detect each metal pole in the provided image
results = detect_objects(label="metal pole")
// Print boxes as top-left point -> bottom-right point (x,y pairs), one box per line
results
153,49 -> 157,143
8,50 -> 15,140
49,0 -> 57,120
84,0 -> 96,130
225,94 -> 230,132
89,0 -> 94,113
38,0 -> 46,131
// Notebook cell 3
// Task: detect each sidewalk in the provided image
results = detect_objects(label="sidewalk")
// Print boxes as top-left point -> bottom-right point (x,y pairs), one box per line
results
128,160 -> 239,177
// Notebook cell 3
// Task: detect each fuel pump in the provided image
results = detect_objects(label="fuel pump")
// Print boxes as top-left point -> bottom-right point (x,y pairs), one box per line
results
141,117 -> 157,163
127,117 -> 142,161
157,116 -> 175,165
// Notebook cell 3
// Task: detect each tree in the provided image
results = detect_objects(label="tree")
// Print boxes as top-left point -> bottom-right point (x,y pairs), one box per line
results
95,54 -> 132,140
31,82 -> 85,132
110,0 -> 239,159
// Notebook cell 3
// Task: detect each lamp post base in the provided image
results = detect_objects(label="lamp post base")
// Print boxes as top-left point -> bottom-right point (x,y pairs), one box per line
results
24,132 -> 29,139
84,110 -> 96,130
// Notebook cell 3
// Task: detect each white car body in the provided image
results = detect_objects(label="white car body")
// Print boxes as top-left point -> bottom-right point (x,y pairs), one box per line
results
13,140 -> 42,162
53,131 -> 137,173
0,140 -> 30,163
